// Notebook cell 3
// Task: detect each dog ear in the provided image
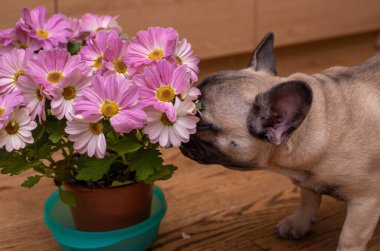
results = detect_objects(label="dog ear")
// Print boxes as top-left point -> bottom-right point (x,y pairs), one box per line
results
248,81 -> 312,145
249,32 -> 277,75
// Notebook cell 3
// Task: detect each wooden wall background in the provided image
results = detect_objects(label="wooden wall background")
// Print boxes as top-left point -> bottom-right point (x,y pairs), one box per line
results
1,0 -> 379,59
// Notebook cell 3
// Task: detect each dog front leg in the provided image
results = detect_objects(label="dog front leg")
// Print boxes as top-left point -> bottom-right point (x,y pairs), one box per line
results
275,187 -> 321,239
337,197 -> 380,251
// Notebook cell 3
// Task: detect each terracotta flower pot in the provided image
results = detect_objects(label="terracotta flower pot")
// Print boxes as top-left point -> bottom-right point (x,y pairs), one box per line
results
64,182 -> 153,232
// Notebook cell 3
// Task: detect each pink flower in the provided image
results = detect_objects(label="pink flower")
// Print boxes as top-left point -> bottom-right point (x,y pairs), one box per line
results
79,30 -> 118,74
126,27 -> 178,68
67,18 -> 82,43
12,28 -> 42,51
0,92 -> 24,129
0,107 -> 37,152
65,116 -> 106,158
180,85 -> 201,101
79,13 -> 121,36
0,48 -> 33,94
174,38 -> 200,82
133,60 -> 190,122
104,35 -> 135,78
144,98 -> 199,147
27,48 -> 84,93
18,75 -> 46,122
18,6 -> 71,50
74,74 -> 146,133
0,29 -> 14,47
50,69 -> 92,120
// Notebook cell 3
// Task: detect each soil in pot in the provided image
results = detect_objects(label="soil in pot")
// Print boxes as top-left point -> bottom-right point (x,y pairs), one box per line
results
64,182 -> 153,232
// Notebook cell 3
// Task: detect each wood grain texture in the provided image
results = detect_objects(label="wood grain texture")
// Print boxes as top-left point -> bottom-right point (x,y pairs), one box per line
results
256,0 -> 380,47
0,32 -> 379,251
0,1 -> 54,30
57,0 -> 254,60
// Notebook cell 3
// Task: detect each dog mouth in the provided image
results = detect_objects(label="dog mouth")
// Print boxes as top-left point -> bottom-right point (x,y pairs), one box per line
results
180,135 -> 248,169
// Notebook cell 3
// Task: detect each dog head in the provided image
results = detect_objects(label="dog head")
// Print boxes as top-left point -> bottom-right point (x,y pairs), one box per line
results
180,33 -> 313,170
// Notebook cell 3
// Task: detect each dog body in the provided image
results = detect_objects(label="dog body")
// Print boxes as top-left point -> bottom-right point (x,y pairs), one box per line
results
181,33 -> 380,251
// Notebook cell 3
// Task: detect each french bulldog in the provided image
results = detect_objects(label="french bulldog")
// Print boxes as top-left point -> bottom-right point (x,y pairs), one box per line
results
181,33 -> 380,251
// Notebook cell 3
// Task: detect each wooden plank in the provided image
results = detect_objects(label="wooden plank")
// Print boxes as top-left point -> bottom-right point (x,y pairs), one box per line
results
0,1 -> 55,30
58,0 -> 254,60
257,0 -> 380,47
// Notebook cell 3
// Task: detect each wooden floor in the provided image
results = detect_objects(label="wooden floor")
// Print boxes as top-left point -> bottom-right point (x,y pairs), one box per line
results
1,32 -> 380,251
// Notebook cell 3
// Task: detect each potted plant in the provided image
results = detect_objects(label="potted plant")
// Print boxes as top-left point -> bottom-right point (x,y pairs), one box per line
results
0,5 -> 200,249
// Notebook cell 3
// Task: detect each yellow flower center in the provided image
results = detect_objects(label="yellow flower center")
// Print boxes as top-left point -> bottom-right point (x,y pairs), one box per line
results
101,101 -> 119,118
156,86 -> 175,103
36,29 -> 49,39
0,108 -> 5,116
113,59 -> 127,74
95,27 -> 106,32
89,121 -> 104,135
5,121 -> 19,135
19,44 -> 28,49
148,49 -> 164,60
161,113 -> 174,126
36,89 -> 44,101
93,54 -> 104,69
62,86 -> 76,100
13,70 -> 25,82
175,55 -> 183,65
46,71 -> 64,84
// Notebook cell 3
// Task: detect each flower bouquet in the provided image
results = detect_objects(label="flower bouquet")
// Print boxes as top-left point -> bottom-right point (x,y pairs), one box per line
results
0,5 -> 200,242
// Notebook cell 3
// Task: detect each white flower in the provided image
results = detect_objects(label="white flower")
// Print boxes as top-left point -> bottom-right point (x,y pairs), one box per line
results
0,107 -> 37,152
65,116 -> 106,158
50,69 -> 92,120
144,97 -> 199,147
18,75 -> 46,122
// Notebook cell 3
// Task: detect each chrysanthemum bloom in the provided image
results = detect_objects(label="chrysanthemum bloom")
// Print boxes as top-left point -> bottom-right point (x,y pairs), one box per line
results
174,38 -> 200,82
65,116 -> 106,158
0,29 -> 14,47
17,6 -> 72,50
79,13 -> 121,36
12,28 -> 42,51
67,18 -> 82,43
75,74 -> 146,133
18,75 -> 46,122
0,92 -> 24,129
79,30 -> 118,74
125,27 -> 178,68
144,98 -> 199,147
27,48 -> 84,93
104,35 -> 135,78
50,69 -> 92,120
0,107 -> 37,152
0,48 -> 33,94
133,60 -> 190,122
180,84 -> 201,102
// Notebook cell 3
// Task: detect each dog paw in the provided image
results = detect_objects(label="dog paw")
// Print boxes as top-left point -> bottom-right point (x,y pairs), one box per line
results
274,211 -> 313,240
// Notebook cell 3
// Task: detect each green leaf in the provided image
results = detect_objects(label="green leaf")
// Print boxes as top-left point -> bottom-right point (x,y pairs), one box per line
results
145,165 -> 177,184
59,187 -> 76,206
67,42 -> 82,55
111,134 -> 142,155
75,156 -> 115,181
37,144 -> 53,159
46,120 -> 64,143
33,125 -> 45,142
21,175 -> 43,188
135,131 -> 143,142
1,154 -> 41,175
195,102 -> 203,110
128,148 -> 164,181
111,180 -> 133,187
